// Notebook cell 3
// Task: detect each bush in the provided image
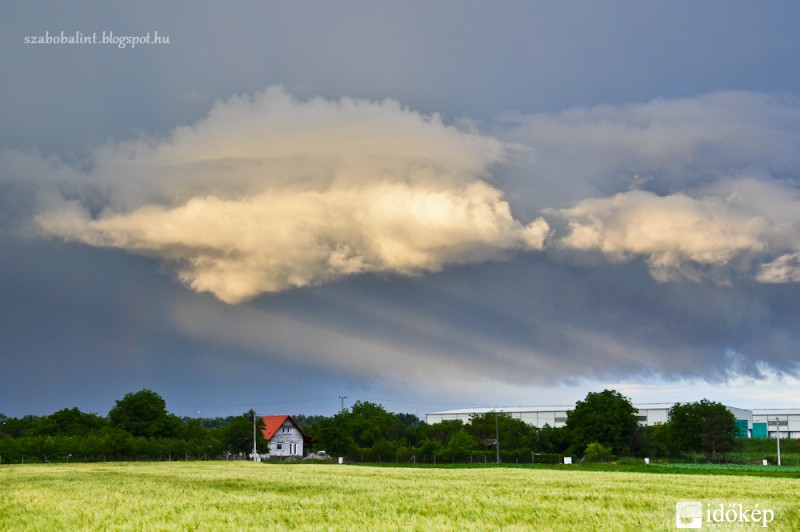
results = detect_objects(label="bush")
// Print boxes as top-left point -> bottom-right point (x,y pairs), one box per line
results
584,442 -> 615,463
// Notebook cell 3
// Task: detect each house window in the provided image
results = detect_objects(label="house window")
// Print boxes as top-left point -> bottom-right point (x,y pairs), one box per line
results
276,443 -> 283,451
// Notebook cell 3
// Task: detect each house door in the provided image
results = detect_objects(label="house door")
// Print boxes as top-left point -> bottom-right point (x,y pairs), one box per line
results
289,442 -> 297,455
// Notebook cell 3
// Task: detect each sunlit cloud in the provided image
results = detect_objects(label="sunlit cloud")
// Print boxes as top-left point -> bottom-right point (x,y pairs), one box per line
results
553,179 -> 800,284
493,92 -> 800,286
30,87 -> 548,303
757,252 -> 800,283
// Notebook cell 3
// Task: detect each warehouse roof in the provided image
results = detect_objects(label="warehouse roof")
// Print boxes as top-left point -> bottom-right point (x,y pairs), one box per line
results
428,402 -> 679,416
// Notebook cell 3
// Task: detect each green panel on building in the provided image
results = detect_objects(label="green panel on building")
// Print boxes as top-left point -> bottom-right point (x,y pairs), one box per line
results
752,422 -> 768,439
734,419 -> 749,438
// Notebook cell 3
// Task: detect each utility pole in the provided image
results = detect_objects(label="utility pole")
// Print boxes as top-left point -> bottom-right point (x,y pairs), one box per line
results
338,396 -> 348,412
776,416 -> 782,466
252,411 -> 257,461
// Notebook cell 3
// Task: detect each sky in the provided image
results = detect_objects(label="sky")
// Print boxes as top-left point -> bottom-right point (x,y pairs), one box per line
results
2,1 -> 800,419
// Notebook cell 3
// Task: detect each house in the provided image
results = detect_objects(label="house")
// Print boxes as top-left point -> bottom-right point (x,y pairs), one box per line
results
261,415 -> 311,458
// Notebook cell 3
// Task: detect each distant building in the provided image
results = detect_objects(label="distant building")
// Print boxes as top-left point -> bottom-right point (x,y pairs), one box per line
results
752,409 -> 800,439
261,415 -> 311,458
426,403 -> 766,438
426,405 -> 574,428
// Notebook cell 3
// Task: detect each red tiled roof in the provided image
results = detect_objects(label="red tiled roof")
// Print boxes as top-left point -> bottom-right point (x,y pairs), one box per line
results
261,415 -> 289,440
261,415 -> 310,441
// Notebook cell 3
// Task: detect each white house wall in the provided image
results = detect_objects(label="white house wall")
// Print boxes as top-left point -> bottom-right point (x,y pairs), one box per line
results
268,422 -> 304,457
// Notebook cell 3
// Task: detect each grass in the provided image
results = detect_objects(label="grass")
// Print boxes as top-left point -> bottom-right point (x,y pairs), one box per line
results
1,462 -> 799,530
344,459 -> 800,478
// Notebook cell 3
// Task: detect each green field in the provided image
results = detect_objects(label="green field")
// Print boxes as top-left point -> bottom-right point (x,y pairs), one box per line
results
1,462 -> 798,530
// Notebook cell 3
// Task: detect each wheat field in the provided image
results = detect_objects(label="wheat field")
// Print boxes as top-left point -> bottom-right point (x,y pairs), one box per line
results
1,462 -> 798,530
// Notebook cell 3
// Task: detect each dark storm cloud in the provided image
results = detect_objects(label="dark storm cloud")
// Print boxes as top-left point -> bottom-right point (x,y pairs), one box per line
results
3,89 -> 800,412
164,251 -> 800,392
0,237 -> 379,417
2,2 -> 800,416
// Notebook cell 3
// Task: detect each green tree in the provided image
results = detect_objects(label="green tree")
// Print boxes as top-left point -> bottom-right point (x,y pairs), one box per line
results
108,390 -> 180,438
309,415 -> 356,456
348,401 -> 407,447
179,419 -> 220,457
419,420 -> 463,447
0,416 -> 23,438
27,416 -> 59,437
306,402 -> 416,457
91,426 -> 133,459
583,442 -> 614,463
46,408 -> 107,436
565,389 -> 638,456
446,430 -> 479,460
668,400 -> 736,460
292,414 -> 328,429
369,439 -> 396,461
217,411 -> 266,455
642,423 -> 669,459
418,438 -> 443,461
467,412 -> 533,451
533,424 -> 570,454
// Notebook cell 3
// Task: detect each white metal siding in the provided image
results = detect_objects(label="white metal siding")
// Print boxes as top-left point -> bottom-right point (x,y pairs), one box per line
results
268,422 -> 304,457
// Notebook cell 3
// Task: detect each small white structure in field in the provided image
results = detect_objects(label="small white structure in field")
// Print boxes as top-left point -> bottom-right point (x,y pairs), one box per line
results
261,415 -> 310,458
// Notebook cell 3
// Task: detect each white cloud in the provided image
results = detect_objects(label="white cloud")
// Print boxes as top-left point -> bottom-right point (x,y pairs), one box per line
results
555,188 -> 766,282
757,252 -> 800,283
31,87 -> 546,303
554,179 -> 800,284
495,91 -> 800,285
17,90 -> 800,300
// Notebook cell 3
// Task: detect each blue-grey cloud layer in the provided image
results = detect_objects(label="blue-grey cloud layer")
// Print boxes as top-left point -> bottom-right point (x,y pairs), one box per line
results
2,2 -> 799,416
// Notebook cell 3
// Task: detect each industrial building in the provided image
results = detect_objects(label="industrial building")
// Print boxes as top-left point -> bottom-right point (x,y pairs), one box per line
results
426,403 -> 677,428
426,403 -> 800,439
752,409 -> 800,439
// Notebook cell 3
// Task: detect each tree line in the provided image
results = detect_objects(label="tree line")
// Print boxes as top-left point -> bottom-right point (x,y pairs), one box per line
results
304,390 -> 740,463
0,388 -> 742,464
0,390 -> 266,463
